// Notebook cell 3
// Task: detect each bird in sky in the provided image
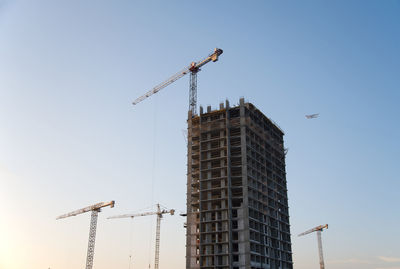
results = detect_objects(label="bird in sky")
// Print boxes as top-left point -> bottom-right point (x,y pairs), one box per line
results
305,113 -> 319,119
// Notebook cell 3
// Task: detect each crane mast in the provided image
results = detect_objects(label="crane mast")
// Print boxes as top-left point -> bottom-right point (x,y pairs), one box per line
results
108,204 -> 175,269
56,201 -> 115,269
154,204 -> 162,269
317,229 -> 324,269
132,48 -> 223,115
86,210 -> 99,269
298,224 -> 328,269
189,71 -> 197,115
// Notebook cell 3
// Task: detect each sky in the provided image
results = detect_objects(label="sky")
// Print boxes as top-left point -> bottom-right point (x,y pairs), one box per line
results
0,1 -> 399,269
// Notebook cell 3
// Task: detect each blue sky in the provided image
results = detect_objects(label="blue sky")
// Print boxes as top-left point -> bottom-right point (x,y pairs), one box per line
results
0,1 -> 399,269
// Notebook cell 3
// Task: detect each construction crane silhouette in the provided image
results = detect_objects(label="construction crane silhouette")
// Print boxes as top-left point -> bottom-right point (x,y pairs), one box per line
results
108,204 -> 175,269
298,224 -> 328,269
56,201 -> 115,269
132,48 -> 223,115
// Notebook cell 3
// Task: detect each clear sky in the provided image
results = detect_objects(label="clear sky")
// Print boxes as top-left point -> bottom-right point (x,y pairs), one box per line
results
0,1 -> 399,269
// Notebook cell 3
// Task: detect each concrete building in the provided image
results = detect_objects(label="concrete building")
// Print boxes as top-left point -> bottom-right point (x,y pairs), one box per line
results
186,98 -> 292,269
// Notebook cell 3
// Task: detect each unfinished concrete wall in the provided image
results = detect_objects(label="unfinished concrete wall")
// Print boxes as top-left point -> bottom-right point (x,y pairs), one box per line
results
187,99 -> 292,269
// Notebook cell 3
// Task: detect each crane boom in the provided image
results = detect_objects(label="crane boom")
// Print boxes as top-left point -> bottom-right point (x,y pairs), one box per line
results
107,208 -> 174,219
132,48 -> 223,115
56,201 -> 115,220
298,224 -> 328,237
132,66 -> 189,105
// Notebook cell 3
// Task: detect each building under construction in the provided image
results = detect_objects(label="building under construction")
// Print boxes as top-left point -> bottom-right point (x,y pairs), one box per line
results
186,98 -> 293,269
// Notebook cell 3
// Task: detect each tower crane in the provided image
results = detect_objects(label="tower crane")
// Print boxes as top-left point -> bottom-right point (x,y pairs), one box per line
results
132,48 -> 223,115
56,201 -> 115,269
108,204 -> 175,269
298,224 -> 329,269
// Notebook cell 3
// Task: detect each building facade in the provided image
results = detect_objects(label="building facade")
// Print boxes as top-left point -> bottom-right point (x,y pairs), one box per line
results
186,98 -> 292,269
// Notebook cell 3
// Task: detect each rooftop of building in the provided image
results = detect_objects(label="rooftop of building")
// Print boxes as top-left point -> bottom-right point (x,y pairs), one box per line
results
191,98 -> 284,135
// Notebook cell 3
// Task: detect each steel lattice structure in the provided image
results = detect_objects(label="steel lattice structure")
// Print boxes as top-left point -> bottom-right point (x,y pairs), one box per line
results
85,210 -> 99,269
189,70 -> 198,115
